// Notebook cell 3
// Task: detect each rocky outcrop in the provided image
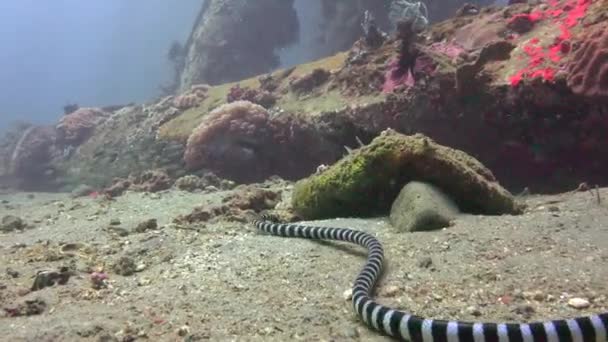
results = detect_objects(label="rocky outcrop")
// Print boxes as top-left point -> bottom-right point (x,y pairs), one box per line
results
178,0 -> 299,90
291,130 -> 523,220
0,123 -> 58,190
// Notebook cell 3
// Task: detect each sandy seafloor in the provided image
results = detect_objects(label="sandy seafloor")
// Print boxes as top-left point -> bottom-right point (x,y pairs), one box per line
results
0,186 -> 607,341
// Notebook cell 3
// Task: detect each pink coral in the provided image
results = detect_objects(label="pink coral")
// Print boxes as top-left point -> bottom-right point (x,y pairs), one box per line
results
183,100 -> 337,182
382,57 -> 416,92
56,107 -> 108,145
184,101 -> 272,174
382,41 -> 464,93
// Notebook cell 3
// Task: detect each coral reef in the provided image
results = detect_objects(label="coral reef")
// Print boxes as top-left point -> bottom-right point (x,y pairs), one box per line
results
184,101 -> 340,182
121,0 -> 608,192
56,107 -> 109,146
292,129 -> 522,220
128,169 -> 173,193
226,84 -> 277,108
184,101 -> 272,172
566,26 -> 608,101
5,0 -> 607,195
55,105 -> 186,189
289,68 -> 331,95
172,84 -> 209,110
507,0 -> 593,86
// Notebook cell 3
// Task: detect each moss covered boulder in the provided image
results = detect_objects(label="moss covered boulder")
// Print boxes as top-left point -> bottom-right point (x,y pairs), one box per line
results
292,129 -> 523,220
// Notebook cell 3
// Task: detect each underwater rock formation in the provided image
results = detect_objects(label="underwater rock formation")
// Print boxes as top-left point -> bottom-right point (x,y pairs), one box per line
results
291,129 -> 522,220
178,0 -> 299,90
0,122 -> 63,190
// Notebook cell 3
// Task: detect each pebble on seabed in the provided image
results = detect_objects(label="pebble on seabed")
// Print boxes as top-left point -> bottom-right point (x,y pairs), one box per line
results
567,297 -> 590,309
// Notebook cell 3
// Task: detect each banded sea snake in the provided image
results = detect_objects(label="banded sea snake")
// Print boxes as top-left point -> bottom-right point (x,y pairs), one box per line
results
252,216 -> 608,342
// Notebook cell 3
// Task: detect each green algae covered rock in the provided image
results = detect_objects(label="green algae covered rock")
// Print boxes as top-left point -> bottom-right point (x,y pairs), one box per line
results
292,129 -> 523,220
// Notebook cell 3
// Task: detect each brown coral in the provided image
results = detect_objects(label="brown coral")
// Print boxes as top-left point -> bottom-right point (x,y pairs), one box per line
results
128,169 -> 172,193
184,101 -> 273,175
183,101 -> 340,182
56,107 -> 108,145
226,84 -> 277,108
174,184 -> 281,224
566,26 -> 608,100
172,84 -> 209,110
172,94 -> 199,109
289,68 -> 331,95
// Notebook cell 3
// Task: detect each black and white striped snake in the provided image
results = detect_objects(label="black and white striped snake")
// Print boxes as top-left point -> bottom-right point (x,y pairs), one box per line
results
252,216 -> 608,342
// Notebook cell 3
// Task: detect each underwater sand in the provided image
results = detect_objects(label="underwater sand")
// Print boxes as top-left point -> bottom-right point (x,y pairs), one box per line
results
0,187 -> 607,341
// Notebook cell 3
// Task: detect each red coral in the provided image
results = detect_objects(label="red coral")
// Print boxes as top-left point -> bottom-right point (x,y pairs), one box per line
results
508,0 -> 592,86
566,26 -> 608,100
56,107 -> 108,145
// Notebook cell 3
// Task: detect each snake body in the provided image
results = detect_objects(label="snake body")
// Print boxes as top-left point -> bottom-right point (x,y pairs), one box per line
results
253,216 -> 608,342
